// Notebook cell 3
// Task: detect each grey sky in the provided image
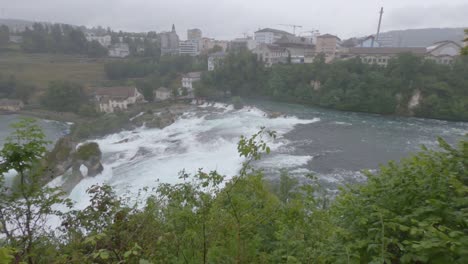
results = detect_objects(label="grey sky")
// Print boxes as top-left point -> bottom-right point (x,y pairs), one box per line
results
2,0 -> 468,40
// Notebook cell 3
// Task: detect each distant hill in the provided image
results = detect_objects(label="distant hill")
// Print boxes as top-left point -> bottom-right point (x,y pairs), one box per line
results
374,28 -> 465,47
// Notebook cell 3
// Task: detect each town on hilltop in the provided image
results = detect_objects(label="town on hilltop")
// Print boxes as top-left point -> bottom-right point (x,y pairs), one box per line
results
0,15 -> 467,117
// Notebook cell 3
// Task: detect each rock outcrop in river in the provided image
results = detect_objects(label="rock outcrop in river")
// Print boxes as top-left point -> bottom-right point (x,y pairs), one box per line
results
43,136 -> 103,193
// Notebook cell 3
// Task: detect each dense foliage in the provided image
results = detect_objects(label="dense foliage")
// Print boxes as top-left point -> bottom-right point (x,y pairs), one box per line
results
0,121 -> 467,263
0,74 -> 35,103
462,29 -> 468,56
198,51 -> 468,121
20,23 -> 107,57
40,81 -> 89,113
0,25 -> 9,47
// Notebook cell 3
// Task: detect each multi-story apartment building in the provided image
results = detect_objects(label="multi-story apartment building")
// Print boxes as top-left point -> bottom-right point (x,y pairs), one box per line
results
315,34 -> 341,62
179,40 -> 200,56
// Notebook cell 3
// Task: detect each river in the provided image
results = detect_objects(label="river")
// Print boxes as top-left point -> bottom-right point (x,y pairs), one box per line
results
1,102 -> 467,208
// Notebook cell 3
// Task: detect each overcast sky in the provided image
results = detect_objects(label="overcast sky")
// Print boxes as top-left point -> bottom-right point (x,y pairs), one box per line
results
2,0 -> 468,40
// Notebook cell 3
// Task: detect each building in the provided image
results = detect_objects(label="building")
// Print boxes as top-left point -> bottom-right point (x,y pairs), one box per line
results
200,38 -> 229,54
208,52 -> 227,71
345,41 -> 461,66
253,44 -> 289,67
182,72 -> 202,92
356,36 -> 381,48
275,36 -> 315,64
229,37 -> 257,52
187,29 -> 202,40
8,35 -> 23,44
345,47 -> 427,66
179,40 -> 200,56
154,87 -> 172,101
109,43 -> 130,58
425,41 -> 462,64
85,33 -> 112,48
254,28 -> 294,45
316,34 -> 341,62
95,87 -> 143,113
0,99 -> 24,112
161,24 -> 180,55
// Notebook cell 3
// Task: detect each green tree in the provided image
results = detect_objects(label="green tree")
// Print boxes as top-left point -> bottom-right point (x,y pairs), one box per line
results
87,40 -> 108,57
0,119 -> 71,263
328,138 -> 468,263
0,25 -> 9,47
462,29 -> 468,56
136,79 -> 155,102
41,81 -> 88,112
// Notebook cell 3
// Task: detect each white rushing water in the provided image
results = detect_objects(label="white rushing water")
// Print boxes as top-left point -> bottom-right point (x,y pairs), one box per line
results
67,103 -> 319,209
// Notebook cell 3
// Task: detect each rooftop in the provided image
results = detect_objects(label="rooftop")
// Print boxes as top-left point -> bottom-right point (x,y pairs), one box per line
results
317,34 -> 341,41
95,86 -> 137,99
184,72 -> 202,78
348,47 -> 427,55
427,40 -> 461,52
255,28 -> 294,36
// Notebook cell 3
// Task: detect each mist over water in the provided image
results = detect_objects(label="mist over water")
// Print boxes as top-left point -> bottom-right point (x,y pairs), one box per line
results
1,101 -> 467,209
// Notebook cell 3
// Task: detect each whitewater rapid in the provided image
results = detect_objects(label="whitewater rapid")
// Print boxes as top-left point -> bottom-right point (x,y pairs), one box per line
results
66,103 -> 319,209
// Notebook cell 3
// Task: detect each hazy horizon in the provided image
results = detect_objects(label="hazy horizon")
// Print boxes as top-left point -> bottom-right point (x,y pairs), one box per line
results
1,0 -> 468,40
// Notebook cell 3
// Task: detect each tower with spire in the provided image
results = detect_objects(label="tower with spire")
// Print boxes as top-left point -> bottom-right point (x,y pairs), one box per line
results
161,24 -> 180,55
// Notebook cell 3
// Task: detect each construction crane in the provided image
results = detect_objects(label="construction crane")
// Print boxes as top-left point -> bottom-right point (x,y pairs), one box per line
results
278,24 -> 303,35
372,7 -> 384,48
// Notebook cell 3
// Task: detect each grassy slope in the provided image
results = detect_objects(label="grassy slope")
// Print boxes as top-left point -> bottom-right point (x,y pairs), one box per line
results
0,51 -> 107,92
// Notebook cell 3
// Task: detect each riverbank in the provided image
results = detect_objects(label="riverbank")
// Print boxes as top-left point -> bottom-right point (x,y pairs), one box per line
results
2,101 -> 194,141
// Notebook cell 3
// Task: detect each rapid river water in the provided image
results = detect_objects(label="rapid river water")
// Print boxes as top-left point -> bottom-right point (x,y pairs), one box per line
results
1,101 -> 467,208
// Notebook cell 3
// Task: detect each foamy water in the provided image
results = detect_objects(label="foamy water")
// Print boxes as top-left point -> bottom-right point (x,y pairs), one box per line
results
66,104 -> 319,209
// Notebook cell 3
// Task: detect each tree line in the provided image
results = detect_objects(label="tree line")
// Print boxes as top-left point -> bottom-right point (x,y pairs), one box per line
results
1,22 -> 161,58
198,50 -> 468,121
0,120 -> 467,263
0,74 -> 35,103
19,23 -> 107,57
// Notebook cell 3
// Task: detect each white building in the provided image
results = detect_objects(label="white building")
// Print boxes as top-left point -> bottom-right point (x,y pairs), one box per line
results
208,52 -> 227,71
345,41 -> 461,67
346,47 -> 427,66
9,35 -> 23,44
426,41 -> 462,64
95,87 -> 143,113
179,40 -> 200,56
254,28 -> 294,45
253,44 -> 289,67
275,36 -> 315,64
109,43 -> 130,58
182,72 -> 202,92
154,87 -> 172,101
85,34 -> 112,48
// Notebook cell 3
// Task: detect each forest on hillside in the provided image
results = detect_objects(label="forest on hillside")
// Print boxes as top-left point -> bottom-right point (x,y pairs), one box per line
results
197,51 -> 468,121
